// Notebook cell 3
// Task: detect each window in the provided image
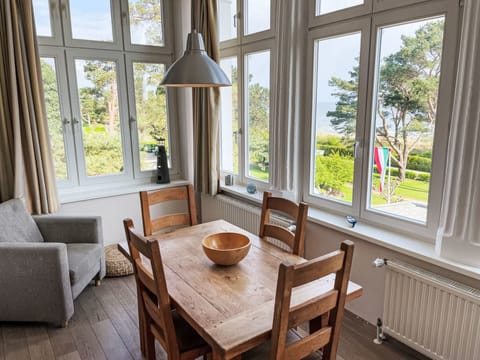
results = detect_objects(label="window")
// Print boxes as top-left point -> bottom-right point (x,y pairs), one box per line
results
218,0 -> 275,187
34,0 -> 176,191
306,0 -> 459,239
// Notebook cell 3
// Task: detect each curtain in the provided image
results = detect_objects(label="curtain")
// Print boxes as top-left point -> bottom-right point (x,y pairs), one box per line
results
435,0 -> 480,267
192,0 -> 220,195
0,0 -> 59,214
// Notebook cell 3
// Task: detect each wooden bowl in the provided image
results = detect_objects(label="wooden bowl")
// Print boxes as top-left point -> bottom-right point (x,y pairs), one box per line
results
202,232 -> 251,266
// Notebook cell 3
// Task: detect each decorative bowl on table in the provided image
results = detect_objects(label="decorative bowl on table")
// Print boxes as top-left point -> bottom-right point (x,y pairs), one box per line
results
202,232 -> 251,266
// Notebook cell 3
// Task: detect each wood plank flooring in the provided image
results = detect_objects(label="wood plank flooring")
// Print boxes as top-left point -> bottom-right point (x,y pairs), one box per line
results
0,276 -> 429,360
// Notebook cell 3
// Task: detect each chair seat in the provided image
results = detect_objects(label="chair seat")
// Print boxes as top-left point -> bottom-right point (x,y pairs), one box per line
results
66,243 -> 102,284
243,329 -> 323,360
171,309 -> 209,353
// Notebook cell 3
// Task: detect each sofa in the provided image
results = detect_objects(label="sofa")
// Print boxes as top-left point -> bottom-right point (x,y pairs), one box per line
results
0,199 -> 105,326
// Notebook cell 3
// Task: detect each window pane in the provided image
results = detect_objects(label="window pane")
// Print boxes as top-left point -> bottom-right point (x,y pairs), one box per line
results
316,0 -> 363,16
245,0 -> 270,35
132,62 -> 169,171
246,50 -> 270,182
69,0 -> 113,42
75,59 -> 124,176
218,0 -> 237,41
128,0 -> 164,46
40,58 -> 67,180
219,57 -> 239,174
311,33 -> 361,204
369,17 -> 445,223
33,0 -> 52,37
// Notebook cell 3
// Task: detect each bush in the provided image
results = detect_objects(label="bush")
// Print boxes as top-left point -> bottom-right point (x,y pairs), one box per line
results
317,144 -> 354,157
417,173 -> 431,182
407,155 -> 431,172
315,153 -> 354,195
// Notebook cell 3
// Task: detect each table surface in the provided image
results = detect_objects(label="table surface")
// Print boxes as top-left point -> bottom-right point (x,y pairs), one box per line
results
147,219 -> 363,360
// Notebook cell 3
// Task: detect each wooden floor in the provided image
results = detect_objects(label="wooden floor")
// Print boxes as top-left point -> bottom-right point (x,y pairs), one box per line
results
0,276 -> 429,360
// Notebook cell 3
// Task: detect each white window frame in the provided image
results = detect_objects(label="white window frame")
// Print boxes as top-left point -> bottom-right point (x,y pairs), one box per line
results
304,0 -> 460,240
124,53 -> 180,180
218,0 -> 277,190
35,0 -> 63,46
66,49 -> 133,185
120,0 -> 173,54
303,18 -> 371,216
38,46 -> 78,188
308,0 -> 373,27
61,0 -> 123,50
36,0 -> 179,193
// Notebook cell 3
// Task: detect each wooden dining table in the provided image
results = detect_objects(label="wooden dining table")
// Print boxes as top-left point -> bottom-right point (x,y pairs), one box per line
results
121,219 -> 363,359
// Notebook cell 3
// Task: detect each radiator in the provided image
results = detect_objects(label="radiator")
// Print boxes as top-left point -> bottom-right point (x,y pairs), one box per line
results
201,194 -> 291,251
383,260 -> 480,360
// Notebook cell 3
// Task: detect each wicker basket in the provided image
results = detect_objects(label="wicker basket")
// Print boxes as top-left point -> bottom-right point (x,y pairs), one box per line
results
105,244 -> 134,277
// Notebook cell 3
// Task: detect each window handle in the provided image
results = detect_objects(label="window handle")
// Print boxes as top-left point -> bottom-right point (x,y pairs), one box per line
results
62,118 -> 70,125
354,141 -> 360,159
72,118 -> 79,125
234,12 -> 241,28
129,116 -> 137,125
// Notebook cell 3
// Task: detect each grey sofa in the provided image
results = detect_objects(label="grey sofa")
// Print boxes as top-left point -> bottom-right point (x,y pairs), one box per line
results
0,199 -> 105,326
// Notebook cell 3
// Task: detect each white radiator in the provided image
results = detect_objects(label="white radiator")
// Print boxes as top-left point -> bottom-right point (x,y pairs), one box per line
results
201,194 -> 291,251
383,260 -> 480,360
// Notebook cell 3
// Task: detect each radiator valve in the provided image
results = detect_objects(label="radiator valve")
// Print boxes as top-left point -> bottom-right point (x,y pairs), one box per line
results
372,258 -> 388,268
373,317 -> 387,345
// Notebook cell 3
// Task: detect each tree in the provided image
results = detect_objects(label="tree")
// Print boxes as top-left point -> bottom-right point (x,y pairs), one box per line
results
327,64 -> 359,138
128,0 -> 163,45
327,20 -> 444,181
248,80 -> 270,169
40,59 -> 67,179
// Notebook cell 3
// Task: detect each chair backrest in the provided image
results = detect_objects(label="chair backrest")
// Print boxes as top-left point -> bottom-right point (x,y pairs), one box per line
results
140,184 -> 197,236
259,191 -> 308,256
270,240 -> 354,360
123,218 -> 181,358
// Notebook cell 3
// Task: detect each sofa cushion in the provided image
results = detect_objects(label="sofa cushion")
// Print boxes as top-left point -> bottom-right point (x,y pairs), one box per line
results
66,243 -> 102,284
0,199 -> 44,243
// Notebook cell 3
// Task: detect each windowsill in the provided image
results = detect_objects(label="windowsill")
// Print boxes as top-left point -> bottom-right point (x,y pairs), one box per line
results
219,185 -> 480,280
219,183 -> 265,204
59,179 -> 190,204
308,207 -> 480,280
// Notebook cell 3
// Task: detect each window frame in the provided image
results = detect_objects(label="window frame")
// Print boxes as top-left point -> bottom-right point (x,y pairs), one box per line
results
65,49 -> 133,186
34,0 -> 63,46
61,0 -> 123,50
38,46 -> 78,188
308,0 -> 373,28
304,0 -> 460,240
124,53 -> 180,180
36,0 -> 179,193
218,0 -> 277,191
303,18 -> 371,216
120,0 -> 173,54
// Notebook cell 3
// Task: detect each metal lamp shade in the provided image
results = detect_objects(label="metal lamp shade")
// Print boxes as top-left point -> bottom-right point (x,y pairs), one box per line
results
161,31 -> 231,87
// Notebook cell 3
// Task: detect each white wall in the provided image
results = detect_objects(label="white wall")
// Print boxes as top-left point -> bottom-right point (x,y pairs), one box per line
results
58,194 -> 143,246
305,221 -> 480,324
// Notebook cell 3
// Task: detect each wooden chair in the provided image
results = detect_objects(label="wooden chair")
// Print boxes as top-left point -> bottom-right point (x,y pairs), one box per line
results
244,240 -> 354,360
259,191 -> 308,256
140,184 -> 197,236
123,219 -> 211,360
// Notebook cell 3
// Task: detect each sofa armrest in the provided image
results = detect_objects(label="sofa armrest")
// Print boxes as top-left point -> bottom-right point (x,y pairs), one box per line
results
0,243 -> 74,325
33,215 -> 103,245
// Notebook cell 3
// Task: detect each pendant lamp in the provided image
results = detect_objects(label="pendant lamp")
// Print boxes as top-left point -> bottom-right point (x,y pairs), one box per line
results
161,30 -> 231,87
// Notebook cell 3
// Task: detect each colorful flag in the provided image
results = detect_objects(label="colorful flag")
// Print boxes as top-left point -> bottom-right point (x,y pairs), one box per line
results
374,147 -> 390,192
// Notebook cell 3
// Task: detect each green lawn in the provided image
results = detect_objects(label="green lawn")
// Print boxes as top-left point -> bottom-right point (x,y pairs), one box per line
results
318,173 -> 429,205
248,164 -> 269,181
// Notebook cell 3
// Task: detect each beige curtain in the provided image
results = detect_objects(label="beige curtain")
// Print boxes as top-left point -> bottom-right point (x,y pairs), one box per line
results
192,0 -> 220,195
0,0 -> 59,214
